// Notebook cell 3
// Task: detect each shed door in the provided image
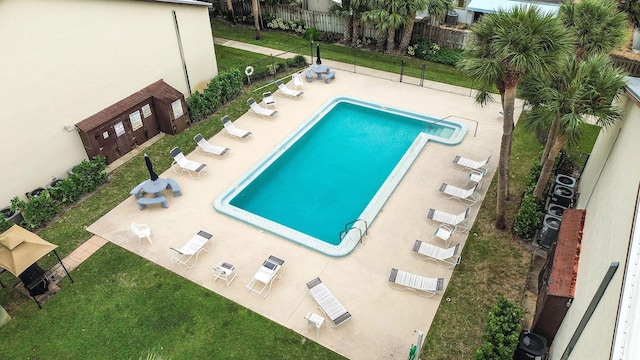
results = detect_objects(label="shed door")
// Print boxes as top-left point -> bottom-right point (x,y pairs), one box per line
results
113,119 -> 134,156
94,125 -> 119,164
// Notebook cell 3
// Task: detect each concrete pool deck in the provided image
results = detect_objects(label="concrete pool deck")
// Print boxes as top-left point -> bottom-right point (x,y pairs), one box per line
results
87,65 -> 522,359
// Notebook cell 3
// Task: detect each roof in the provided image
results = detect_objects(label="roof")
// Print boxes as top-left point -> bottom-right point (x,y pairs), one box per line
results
626,76 -> 640,102
76,79 -> 183,132
139,0 -> 212,7
466,0 -> 560,15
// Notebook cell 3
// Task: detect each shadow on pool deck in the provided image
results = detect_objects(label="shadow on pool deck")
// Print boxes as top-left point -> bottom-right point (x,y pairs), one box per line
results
87,68 -> 521,360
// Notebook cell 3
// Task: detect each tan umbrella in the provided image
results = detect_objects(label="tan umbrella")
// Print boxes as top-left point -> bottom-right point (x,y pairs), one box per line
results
0,224 -> 57,277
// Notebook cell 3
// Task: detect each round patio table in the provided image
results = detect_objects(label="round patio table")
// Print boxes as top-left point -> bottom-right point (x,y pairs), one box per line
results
142,178 -> 168,197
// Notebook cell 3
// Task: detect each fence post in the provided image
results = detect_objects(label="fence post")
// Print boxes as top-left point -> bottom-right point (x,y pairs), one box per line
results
310,40 -> 314,65
400,61 -> 405,83
271,54 -> 276,80
420,64 -> 426,87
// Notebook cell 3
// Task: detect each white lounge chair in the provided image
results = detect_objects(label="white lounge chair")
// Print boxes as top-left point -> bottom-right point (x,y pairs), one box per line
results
247,98 -> 278,117
276,80 -> 304,98
427,207 -> 471,232
221,115 -> 252,140
388,268 -> 444,297
452,155 -> 491,172
169,147 -> 208,179
169,230 -> 214,269
245,255 -> 285,298
439,183 -> 481,206
212,261 -> 237,286
306,277 -> 352,327
193,134 -> 230,158
131,222 -> 152,245
292,73 -> 304,91
411,240 -> 461,269
262,91 -> 277,109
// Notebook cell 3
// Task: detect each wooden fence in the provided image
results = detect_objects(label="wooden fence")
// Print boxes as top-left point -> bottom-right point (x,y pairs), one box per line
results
611,53 -> 640,77
212,0 -> 469,49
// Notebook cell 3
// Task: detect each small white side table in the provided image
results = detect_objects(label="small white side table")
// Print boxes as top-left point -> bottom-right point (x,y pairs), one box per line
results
305,311 -> 325,336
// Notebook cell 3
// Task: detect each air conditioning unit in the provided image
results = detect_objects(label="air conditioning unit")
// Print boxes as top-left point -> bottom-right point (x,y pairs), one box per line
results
514,330 -> 547,360
550,185 -> 574,208
555,174 -> 576,189
537,214 -> 561,250
547,204 -> 566,219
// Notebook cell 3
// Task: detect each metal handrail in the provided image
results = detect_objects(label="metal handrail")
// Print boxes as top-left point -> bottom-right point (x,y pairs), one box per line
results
340,218 -> 369,245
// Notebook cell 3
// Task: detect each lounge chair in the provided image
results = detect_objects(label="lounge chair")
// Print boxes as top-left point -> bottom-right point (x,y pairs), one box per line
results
292,73 -> 304,91
169,147 -> 208,179
452,155 -> 491,172
247,97 -> 278,117
193,134 -> 230,158
388,268 -> 444,297
276,80 -> 303,98
427,207 -> 471,232
438,183 -> 481,206
131,222 -> 152,245
169,230 -> 214,269
221,115 -> 252,140
411,240 -> 461,269
306,277 -> 352,327
245,255 -> 285,298
262,91 -> 277,109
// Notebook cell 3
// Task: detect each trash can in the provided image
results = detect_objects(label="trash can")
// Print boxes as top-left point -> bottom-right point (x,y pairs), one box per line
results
445,11 -> 458,26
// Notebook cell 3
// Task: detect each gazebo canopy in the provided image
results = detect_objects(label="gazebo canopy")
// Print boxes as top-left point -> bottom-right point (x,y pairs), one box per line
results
0,225 -> 57,277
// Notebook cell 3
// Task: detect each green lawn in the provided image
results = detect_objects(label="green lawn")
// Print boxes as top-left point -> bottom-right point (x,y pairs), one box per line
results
0,19 -> 601,359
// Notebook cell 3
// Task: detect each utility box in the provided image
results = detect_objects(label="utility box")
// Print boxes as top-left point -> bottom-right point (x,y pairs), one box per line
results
75,80 -> 189,164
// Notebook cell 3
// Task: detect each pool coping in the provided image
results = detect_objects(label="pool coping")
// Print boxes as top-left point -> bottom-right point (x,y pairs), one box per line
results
213,96 -> 467,257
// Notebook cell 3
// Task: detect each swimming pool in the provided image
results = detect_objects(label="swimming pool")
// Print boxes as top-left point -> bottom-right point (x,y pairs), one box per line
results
214,97 -> 466,257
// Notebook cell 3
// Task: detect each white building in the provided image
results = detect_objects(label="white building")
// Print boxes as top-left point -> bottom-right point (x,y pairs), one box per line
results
0,0 -> 217,206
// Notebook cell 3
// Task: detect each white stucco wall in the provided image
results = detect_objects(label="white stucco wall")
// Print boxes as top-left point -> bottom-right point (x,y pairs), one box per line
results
0,0 -> 216,206
547,95 -> 640,359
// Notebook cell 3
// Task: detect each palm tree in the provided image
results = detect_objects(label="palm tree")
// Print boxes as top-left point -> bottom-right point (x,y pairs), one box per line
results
426,0 -> 454,26
398,0 -> 430,54
522,0 -> 628,200
458,7 -> 573,230
362,0 -> 406,53
522,56 -> 626,199
329,0 -> 354,44
252,0 -> 261,40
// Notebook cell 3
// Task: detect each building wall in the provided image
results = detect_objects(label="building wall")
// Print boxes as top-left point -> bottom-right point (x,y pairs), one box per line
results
548,95 -> 640,359
0,0 -> 216,206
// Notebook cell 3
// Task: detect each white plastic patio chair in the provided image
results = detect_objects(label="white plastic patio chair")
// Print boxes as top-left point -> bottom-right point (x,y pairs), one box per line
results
131,222 -> 152,245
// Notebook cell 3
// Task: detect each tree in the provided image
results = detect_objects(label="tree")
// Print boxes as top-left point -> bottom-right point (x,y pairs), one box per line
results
522,0 -> 628,200
329,0 -> 354,44
252,0 -> 261,40
426,0 -> 454,26
458,7 -> 573,230
362,0 -> 406,53
398,0 -> 430,54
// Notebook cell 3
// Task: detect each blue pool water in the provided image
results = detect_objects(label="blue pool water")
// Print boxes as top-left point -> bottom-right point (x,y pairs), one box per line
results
214,97 -> 466,257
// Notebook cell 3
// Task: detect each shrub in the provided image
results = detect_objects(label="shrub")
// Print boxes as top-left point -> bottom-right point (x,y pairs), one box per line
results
474,295 -> 524,360
514,194 -> 543,239
302,28 -> 322,41
318,31 -> 339,43
69,156 -> 109,193
12,191 -> 60,230
411,37 -> 462,66
286,55 -> 307,68
186,69 -> 243,122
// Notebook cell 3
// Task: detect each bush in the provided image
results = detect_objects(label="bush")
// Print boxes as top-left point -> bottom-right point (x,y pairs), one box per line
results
474,295 -> 524,360
302,28 -> 322,41
410,37 -> 462,66
186,69 -> 243,123
514,194 -> 543,239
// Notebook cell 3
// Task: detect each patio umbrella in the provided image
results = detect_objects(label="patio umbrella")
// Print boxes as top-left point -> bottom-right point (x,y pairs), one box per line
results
0,224 -> 57,277
144,153 -> 159,181
316,44 -> 322,65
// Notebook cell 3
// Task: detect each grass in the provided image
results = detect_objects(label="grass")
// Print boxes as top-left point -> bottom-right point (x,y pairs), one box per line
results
0,19 -> 601,359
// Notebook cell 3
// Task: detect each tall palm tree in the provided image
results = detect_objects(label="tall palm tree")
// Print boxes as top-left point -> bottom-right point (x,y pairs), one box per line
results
362,0 -> 406,53
522,0 -> 628,200
329,0 -> 354,44
522,56 -> 626,198
252,0 -> 261,40
398,0 -> 430,53
458,7 -> 573,230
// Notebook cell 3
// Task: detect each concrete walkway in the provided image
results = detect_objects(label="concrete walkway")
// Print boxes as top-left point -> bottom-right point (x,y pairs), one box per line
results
65,40 -> 519,359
